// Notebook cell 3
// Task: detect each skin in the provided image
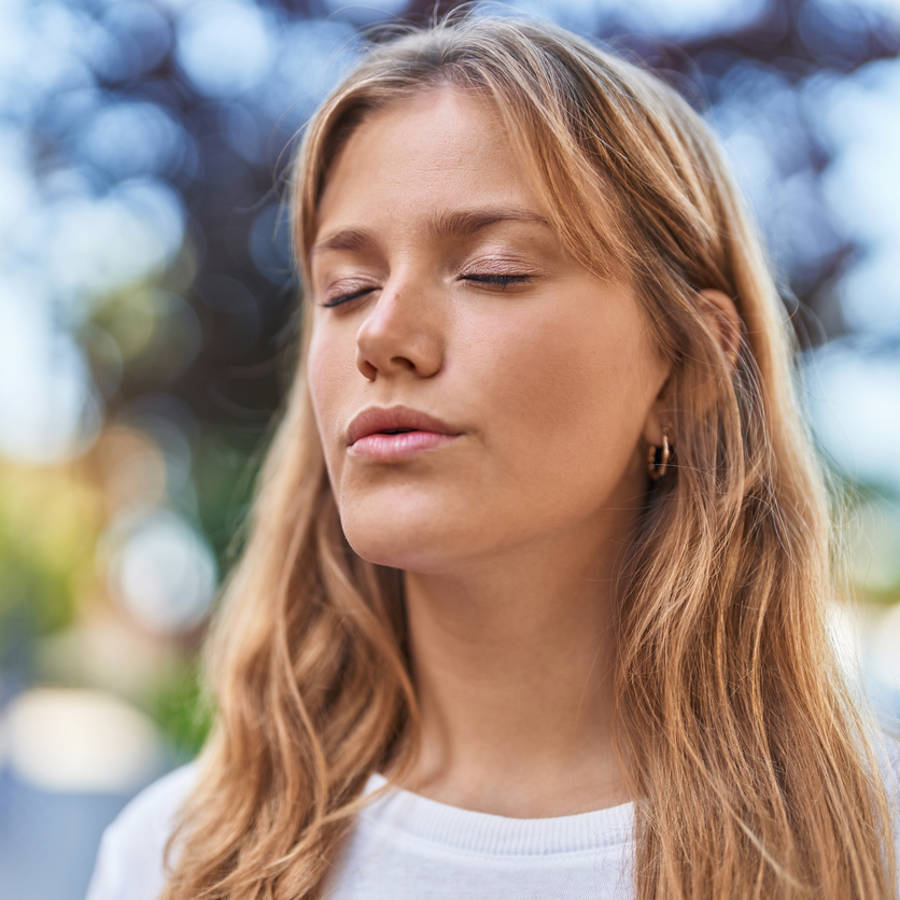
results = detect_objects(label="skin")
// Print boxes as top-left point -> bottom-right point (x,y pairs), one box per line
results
306,85 -> 739,817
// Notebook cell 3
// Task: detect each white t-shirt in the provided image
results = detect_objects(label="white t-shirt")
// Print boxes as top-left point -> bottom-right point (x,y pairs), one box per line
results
86,734 -> 900,899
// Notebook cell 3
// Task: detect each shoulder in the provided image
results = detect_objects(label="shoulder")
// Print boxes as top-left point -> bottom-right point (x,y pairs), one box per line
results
86,760 -> 201,900
107,760 -> 200,837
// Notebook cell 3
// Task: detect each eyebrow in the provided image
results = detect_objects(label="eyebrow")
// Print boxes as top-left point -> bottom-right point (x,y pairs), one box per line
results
309,206 -> 552,257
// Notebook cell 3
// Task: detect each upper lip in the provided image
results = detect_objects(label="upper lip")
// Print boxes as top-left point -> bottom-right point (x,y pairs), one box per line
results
346,405 -> 462,446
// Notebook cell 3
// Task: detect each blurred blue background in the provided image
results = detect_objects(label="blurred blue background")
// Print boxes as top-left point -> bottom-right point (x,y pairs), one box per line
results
1,1 -> 899,897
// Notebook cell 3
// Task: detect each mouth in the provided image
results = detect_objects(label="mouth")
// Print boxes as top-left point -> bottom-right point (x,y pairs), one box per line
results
345,405 -> 463,461
346,405 -> 462,446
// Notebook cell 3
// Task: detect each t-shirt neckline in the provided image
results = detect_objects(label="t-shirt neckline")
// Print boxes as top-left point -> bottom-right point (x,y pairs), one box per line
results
358,772 -> 634,856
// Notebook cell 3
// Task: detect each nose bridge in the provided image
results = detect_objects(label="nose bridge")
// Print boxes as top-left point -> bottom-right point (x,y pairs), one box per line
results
359,265 -> 417,334
355,262 -> 443,379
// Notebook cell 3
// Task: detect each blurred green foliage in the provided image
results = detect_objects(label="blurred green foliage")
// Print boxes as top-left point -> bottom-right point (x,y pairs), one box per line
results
145,656 -> 215,760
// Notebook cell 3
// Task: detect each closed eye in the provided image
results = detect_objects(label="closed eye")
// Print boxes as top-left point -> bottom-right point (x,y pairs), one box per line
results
462,274 -> 532,288
320,274 -> 532,308
320,287 -> 375,308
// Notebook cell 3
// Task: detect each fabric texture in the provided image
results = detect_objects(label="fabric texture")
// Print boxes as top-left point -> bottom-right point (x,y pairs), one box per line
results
85,731 -> 900,899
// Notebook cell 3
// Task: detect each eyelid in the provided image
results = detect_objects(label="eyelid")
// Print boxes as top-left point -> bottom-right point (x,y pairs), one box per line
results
319,285 -> 375,308
459,255 -> 539,282
460,252 -> 542,274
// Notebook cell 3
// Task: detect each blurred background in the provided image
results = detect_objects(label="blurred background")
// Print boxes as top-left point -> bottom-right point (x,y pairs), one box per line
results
1,0 -> 899,896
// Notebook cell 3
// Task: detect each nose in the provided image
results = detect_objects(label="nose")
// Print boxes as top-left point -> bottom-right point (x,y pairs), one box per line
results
355,272 -> 444,381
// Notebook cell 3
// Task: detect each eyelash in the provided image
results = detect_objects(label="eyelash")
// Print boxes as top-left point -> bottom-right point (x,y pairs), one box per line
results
320,274 -> 532,308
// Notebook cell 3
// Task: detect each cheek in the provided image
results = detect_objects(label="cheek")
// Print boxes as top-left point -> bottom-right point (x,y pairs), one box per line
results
487,314 -> 647,436
306,330 -> 348,460
467,304 -> 658,501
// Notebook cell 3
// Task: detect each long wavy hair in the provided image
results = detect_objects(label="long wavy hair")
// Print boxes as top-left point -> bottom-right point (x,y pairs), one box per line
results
161,13 -> 897,899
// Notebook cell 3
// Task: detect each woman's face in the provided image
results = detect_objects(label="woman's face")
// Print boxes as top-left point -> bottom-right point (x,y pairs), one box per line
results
306,85 -> 671,572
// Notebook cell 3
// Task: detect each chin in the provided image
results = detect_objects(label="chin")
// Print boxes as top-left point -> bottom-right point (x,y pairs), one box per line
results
340,510 -> 467,573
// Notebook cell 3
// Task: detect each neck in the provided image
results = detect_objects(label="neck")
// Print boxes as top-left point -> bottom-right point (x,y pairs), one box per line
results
386,511 -> 638,818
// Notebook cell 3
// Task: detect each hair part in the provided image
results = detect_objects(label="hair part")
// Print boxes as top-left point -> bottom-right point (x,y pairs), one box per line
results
161,12 -> 896,899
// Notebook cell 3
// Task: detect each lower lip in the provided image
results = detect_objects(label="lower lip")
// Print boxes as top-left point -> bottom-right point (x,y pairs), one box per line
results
348,431 -> 460,460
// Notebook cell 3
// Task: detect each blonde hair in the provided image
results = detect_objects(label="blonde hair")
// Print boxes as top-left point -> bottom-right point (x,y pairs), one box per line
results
162,13 -> 897,898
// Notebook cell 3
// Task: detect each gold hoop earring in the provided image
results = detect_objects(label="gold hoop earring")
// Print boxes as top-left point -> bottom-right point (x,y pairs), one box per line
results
647,431 -> 672,481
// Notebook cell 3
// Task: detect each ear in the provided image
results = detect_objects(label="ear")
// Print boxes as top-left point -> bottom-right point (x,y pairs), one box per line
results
697,288 -> 741,372
641,288 -> 741,447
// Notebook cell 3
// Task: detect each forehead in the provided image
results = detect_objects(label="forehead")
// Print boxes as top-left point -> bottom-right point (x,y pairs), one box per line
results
314,85 -> 546,236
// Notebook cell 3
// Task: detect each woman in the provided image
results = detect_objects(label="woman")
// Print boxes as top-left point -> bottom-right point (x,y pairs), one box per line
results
87,13 -> 900,899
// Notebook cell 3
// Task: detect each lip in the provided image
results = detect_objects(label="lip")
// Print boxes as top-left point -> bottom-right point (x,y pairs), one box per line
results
349,431 -> 461,461
346,405 -> 462,446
